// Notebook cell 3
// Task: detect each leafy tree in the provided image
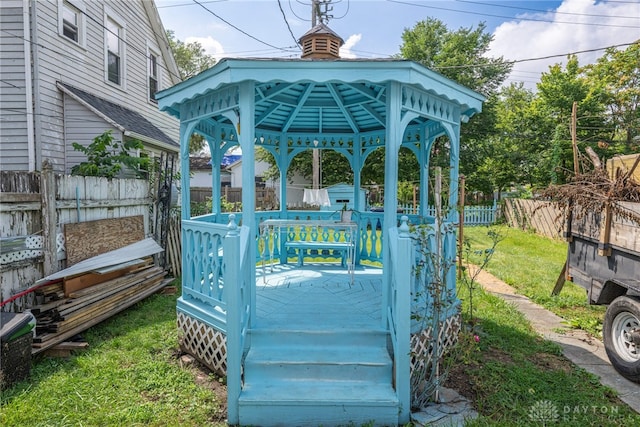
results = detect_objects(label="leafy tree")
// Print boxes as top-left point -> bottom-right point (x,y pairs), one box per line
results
166,30 -> 216,153
536,56 -> 608,182
584,43 -> 640,148
399,18 -> 511,95
166,30 -> 216,81
471,83 -> 558,192
71,130 -> 149,179
399,18 -> 512,197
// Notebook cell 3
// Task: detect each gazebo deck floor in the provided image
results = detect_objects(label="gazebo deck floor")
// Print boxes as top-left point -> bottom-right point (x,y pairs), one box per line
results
254,263 -> 383,330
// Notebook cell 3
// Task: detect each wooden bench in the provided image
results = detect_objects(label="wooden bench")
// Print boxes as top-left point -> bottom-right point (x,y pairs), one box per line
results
284,241 -> 355,268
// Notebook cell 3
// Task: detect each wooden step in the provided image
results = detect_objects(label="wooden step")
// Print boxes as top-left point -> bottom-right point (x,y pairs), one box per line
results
244,343 -> 392,383
239,328 -> 399,427
249,328 -> 389,348
239,380 -> 399,427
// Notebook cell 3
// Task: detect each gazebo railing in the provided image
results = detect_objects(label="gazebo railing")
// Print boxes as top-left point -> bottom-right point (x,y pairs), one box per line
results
179,219 -> 229,330
398,203 -> 497,225
209,210 -> 426,265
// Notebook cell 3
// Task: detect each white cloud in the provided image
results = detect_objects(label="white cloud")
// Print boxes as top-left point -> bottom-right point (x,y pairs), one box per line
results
340,34 -> 362,59
488,0 -> 640,89
185,36 -> 226,61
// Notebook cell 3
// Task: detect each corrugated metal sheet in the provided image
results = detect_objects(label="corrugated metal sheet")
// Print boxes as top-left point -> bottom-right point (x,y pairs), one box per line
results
37,238 -> 163,283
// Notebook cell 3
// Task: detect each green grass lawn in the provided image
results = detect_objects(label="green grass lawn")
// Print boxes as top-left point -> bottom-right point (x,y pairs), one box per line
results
456,225 -> 638,426
0,285 -> 226,427
463,225 -> 606,337
455,288 -> 637,426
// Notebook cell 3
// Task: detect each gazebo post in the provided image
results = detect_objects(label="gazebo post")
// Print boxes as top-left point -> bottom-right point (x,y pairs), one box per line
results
382,82 -> 402,329
210,135 -> 221,217
180,121 -> 196,220
420,135 -> 436,217
278,133 -> 288,216
445,123 -> 461,218
239,81 -> 257,325
353,136 -> 362,214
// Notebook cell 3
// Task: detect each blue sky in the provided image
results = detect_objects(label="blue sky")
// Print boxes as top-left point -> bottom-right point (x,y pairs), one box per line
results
156,0 -> 640,88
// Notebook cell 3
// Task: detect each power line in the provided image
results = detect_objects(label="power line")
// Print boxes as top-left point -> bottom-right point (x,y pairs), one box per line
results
454,0 -> 640,21
75,6 -> 183,83
387,0 -> 640,29
289,0 -> 311,22
0,108 -> 181,136
192,0 -> 296,52
0,28 -> 173,97
0,79 -> 22,89
157,0 -> 228,8
433,41 -> 638,70
277,0 -> 301,49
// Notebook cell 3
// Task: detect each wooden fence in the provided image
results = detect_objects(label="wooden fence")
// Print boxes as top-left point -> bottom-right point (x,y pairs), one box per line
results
398,203 -> 498,225
0,162 -> 152,311
502,198 -> 564,239
190,186 -> 277,209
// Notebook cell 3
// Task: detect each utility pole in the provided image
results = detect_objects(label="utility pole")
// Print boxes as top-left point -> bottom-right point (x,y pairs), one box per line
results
571,101 -> 579,176
310,0 -> 333,189
311,0 -> 333,26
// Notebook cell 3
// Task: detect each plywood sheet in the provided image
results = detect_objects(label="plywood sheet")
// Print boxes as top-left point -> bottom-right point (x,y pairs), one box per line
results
64,216 -> 144,265
63,265 -> 134,297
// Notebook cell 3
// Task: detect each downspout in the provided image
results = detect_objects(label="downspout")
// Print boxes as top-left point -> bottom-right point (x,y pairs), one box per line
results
28,0 -> 41,170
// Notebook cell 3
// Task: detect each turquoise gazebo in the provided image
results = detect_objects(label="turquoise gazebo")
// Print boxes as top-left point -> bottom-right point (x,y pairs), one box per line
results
157,29 -> 483,426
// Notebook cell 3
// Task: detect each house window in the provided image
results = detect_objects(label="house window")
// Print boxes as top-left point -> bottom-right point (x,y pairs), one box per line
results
59,1 -> 85,46
106,17 -> 123,85
148,52 -> 159,102
62,4 -> 78,41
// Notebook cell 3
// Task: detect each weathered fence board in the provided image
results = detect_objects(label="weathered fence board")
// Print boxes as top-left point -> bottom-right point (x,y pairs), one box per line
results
1,168 -> 151,311
503,199 -> 563,239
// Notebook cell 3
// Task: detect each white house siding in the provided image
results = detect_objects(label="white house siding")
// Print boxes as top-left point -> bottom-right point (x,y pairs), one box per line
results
28,0 -> 179,173
0,2 -> 30,171
191,170 -> 213,188
229,160 -> 272,187
62,95 -> 120,170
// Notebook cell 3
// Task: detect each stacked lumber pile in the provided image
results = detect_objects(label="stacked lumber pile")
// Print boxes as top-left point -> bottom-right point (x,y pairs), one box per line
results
29,257 -> 167,353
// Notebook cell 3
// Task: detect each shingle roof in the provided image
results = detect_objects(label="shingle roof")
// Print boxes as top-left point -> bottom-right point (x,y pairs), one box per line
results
58,82 -> 177,148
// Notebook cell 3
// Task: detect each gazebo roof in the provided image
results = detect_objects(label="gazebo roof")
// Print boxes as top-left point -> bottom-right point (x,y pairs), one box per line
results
157,58 -> 484,138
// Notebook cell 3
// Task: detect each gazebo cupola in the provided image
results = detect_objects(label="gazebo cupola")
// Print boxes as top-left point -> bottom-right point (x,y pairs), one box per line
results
299,23 -> 344,59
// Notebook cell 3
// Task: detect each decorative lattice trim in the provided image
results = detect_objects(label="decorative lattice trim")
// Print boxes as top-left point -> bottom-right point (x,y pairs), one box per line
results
410,313 -> 462,408
177,312 -> 227,376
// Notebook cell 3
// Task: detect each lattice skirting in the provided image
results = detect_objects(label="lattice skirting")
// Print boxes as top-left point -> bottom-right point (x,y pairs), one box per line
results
409,312 -> 462,408
177,312 -> 227,376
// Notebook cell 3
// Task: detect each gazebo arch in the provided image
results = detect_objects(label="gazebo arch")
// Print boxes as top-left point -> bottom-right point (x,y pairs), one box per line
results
157,58 -> 483,426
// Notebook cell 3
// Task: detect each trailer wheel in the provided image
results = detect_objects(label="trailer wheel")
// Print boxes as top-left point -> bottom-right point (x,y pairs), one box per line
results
603,296 -> 640,383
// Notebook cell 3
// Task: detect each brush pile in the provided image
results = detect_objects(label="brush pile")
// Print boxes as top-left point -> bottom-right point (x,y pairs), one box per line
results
538,150 -> 640,225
